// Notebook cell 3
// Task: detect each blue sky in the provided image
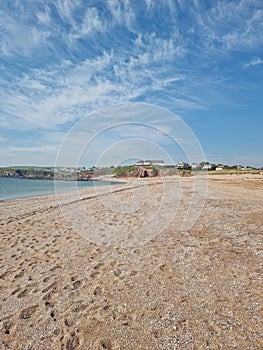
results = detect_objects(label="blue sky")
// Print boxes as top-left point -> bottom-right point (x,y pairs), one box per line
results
0,0 -> 262,167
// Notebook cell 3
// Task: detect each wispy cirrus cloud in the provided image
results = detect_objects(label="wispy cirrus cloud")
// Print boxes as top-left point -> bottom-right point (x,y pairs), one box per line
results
184,0 -> 263,53
243,56 -> 263,68
55,0 -> 80,22
0,11 -> 51,57
0,30 -> 190,129
106,0 -> 135,28
1,0 -> 262,129
0,0 -> 263,166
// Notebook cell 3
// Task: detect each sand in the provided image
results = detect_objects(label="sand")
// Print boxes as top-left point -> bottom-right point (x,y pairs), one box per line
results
0,175 -> 262,349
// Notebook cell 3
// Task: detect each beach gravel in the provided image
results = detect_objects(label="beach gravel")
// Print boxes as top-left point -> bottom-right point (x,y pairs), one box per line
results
0,175 -> 262,349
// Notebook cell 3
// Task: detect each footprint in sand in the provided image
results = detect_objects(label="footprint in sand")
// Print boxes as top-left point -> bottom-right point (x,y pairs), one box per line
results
19,305 -> 38,319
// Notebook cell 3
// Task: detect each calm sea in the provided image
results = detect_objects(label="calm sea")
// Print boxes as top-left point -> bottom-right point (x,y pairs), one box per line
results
0,177 -> 119,201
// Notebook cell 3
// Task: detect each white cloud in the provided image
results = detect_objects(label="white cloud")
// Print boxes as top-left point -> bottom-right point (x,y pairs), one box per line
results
168,96 -> 205,111
1,1 -> 262,167
5,0 -> 257,137
36,5 -> 52,25
55,0 -> 80,23
106,0 -> 135,28
0,27 -> 197,131
80,7 -> 103,35
0,144 -> 60,166
189,1 -> 263,53
9,145 -> 58,153
144,0 -> 153,12
0,7 -> 51,57
243,56 -> 263,68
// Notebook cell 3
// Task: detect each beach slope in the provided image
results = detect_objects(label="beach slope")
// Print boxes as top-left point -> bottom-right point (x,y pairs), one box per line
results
0,176 -> 262,349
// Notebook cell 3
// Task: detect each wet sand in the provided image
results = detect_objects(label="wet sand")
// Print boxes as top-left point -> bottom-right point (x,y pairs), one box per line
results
0,175 -> 262,349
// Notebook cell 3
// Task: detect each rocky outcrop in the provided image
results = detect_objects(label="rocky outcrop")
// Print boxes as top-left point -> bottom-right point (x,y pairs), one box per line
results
138,166 -> 155,178
114,166 -> 158,178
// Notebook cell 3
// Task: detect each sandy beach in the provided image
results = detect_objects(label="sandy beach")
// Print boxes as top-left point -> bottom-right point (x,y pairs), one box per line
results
0,175 -> 262,349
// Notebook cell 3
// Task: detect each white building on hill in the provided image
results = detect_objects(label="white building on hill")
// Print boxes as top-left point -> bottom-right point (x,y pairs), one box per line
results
137,160 -> 164,166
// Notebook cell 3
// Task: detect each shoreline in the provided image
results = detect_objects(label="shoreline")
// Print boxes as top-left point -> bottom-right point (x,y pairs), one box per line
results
1,173 -> 263,203
0,178 -> 126,202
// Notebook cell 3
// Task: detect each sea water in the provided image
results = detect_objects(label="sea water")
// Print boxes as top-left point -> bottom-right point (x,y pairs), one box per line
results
0,177 -> 119,201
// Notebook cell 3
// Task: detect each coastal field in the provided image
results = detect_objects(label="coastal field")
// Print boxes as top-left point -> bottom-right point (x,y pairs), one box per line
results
0,175 -> 262,349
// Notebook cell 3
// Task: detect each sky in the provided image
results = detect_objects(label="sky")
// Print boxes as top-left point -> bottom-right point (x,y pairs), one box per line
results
0,0 -> 262,167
